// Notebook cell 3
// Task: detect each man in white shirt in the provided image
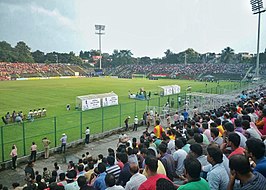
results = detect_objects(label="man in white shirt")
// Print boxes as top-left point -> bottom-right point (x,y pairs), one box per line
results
173,139 -> 187,178
125,163 -> 146,190
85,127 -> 90,144
133,116 -> 138,131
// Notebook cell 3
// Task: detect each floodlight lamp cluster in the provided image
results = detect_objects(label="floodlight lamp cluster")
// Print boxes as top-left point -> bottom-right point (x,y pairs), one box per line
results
95,25 -> 105,31
250,0 -> 266,14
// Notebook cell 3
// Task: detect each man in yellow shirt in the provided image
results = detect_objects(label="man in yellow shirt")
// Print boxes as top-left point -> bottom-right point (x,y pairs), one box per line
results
153,120 -> 164,138
214,118 -> 224,137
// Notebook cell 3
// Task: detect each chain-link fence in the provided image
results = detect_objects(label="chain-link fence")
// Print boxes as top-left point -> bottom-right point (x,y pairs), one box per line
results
0,81 -> 248,163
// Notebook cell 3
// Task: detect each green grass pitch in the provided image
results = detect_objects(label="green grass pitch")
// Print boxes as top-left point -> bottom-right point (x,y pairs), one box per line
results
0,77 -> 237,161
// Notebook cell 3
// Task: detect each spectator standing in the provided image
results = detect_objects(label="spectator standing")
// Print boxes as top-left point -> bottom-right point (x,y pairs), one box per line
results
42,137 -> 51,159
10,144 -> 17,169
60,133 -> 67,153
30,142 -> 37,162
124,116 -> 130,131
85,127 -> 90,144
153,120 -> 164,138
133,116 -> 138,131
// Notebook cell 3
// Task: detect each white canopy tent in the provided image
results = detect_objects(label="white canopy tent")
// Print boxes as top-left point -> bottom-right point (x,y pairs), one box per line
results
159,85 -> 181,96
159,86 -> 173,96
171,85 -> 181,94
76,92 -> 118,111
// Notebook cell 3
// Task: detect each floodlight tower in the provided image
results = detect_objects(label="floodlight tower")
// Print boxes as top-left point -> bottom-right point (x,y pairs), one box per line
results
95,24 -> 105,70
250,0 -> 265,78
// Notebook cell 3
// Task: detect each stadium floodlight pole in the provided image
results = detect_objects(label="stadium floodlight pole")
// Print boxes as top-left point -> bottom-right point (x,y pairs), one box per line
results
250,0 -> 265,78
95,24 -> 105,70
55,54 -> 58,64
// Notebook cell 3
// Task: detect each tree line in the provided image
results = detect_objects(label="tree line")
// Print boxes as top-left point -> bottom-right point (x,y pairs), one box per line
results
1,40 -> 266,68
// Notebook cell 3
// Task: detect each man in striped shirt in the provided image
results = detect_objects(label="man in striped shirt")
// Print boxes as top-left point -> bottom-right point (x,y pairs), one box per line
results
106,156 -> 121,182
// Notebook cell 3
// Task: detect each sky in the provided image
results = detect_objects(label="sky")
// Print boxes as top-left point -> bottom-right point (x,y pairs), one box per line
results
0,0 -> 265,58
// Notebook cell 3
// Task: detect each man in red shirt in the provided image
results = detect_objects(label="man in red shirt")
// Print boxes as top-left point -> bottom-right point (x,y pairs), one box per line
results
138,156 -> 169,190
227,133 -> 245,159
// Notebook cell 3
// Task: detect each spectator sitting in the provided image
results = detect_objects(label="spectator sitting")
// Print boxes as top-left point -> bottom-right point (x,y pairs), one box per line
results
177,158 -> 210,190
227,155 -> 266,190
105,173 -> 124,190
245,138 -> 266,177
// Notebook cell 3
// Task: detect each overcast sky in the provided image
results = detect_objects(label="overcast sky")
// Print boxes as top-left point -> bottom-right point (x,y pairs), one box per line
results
0,0 -> 265,58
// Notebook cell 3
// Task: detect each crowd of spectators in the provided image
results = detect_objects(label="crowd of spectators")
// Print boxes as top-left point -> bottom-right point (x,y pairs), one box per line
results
104,63 -> 253,79
2,84 -> 266,190
0,63 -> 88,79
0,62 -> 258,81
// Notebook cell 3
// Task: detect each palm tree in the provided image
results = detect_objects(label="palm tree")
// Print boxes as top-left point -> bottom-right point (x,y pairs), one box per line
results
221,47 -> 235,63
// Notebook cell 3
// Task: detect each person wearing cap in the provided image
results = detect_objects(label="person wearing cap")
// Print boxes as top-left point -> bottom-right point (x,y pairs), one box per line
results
60,133 -> 67,153
124,116 -> 130,131
133,116 -> 138,131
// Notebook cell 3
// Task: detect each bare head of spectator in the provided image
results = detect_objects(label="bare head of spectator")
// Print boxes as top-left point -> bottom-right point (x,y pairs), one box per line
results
77,176 -> 87,189
245,138 -> 265,161
183,157 -> 201,181
194,133 -> 203,144
144,156 -> 158,176
98,163 -> 106,174
207,145 -> 223,166
156,178 -> 176,190
224,122 -> 234,133
175,139 -> 184,150
228,133 -> 240,149
189,143 -> 203,158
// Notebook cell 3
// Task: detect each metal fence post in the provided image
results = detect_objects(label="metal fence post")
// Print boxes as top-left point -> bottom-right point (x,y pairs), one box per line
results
1,126 -> 4,162
119,104 -> 122,127
134,102 -> 137,117
80,111 -> 83,139
22,122 -> 26,156
54,117 -> 57,147
102,107 -> 104,132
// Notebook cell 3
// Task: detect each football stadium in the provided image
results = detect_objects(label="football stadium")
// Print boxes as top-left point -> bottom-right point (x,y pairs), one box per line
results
0,0 -> 266,189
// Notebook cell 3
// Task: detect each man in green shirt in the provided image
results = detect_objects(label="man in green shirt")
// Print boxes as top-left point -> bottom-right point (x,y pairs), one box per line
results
178,158 -> 210,190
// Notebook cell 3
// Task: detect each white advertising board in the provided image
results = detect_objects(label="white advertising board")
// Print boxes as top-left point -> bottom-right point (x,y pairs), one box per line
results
82,98 -> 101,110
103,95 -> 119,107
172,85 -> 181,94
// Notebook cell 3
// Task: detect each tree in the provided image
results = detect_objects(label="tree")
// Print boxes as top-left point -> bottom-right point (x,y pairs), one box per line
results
220,47 -> 235,64
68,51 -> 82,64
139,56 -> 151,65
0,41 -> 17,62
32,50 -> 45,63
184,48 -> 200,63
14,41 -> 34,63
